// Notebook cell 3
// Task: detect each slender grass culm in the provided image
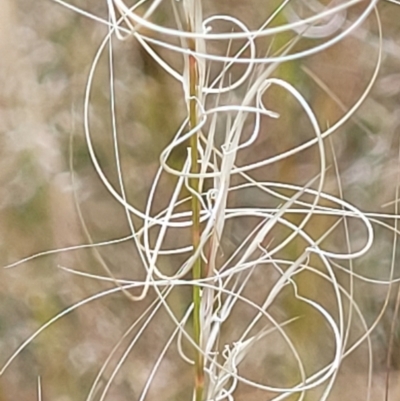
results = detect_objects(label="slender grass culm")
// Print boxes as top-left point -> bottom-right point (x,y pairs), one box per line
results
2,1 -> 400,401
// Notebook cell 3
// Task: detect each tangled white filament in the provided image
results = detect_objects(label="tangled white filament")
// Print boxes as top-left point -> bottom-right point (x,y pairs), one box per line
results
3,1 -> 400,401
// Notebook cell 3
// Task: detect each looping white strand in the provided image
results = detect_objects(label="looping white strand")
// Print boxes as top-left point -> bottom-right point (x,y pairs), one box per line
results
5,1 -> 393,401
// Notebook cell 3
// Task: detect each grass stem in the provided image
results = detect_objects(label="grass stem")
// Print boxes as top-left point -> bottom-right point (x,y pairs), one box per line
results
188,42 -> 204,401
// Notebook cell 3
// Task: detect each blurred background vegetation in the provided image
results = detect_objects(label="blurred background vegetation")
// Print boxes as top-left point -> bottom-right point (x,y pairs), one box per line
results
1,1 -> 400,400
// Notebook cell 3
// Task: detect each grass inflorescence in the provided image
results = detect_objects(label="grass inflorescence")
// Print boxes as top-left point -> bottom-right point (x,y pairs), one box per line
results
2,1 -> 400,400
